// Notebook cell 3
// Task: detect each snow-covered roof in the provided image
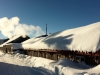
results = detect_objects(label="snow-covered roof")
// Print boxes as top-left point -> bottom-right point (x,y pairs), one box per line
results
1,35 -> 29,47
1,35 -> 20,46
22,22 -> 100,52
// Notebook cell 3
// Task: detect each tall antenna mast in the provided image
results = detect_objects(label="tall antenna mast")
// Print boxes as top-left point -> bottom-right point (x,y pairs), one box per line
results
46,24 -> 47,35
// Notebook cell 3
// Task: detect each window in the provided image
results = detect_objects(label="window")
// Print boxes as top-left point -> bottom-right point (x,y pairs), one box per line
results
75,56 -> 85,63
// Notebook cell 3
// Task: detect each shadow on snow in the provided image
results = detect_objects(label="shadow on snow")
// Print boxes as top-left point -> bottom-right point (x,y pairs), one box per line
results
0,62 -> 54,75
43,34 -> 73,50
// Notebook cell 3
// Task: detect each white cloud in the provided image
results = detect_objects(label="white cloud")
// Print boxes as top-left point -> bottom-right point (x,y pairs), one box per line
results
0,17 -> 45,38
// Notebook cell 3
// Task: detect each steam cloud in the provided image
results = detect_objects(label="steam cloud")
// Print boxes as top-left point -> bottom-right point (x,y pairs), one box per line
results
0,17 -> 45,38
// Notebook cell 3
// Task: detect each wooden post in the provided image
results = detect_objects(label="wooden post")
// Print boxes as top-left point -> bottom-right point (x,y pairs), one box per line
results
36,51 -> 38,57
37,51 -> 39,57
51,53 -> 54,60
42,52 -> 45,57
96,56 -> 99,65
48,52 -> 50,59
46,52 -> 50,59
31,51 -> 33,56
98,56 -> 100,64
54,53 -> 58,60
40,52 -> 42,57
86,56 -> 89,65
33,51 -> 35,56
30,50 -> 32,56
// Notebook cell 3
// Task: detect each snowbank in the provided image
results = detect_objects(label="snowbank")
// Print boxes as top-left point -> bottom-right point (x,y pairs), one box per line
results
0,51 -> 100,75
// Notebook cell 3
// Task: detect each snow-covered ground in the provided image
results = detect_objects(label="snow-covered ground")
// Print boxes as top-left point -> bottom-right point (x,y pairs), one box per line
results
0,51 -> 100,75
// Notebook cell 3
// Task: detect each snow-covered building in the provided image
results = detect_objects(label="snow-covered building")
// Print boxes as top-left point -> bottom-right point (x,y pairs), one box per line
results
1,22 -> 100,66
21,22 -> 100,66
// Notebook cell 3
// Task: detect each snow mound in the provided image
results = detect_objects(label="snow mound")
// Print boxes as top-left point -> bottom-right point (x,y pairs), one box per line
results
0,51 -> 100,75
50,58 -> 90,69
0,51 -> 5,55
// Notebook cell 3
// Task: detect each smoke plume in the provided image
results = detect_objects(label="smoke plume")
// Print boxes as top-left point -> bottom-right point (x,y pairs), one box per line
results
0,17 -> 45,38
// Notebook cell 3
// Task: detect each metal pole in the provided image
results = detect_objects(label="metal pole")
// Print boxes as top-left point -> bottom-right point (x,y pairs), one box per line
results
46,24 -> 47,35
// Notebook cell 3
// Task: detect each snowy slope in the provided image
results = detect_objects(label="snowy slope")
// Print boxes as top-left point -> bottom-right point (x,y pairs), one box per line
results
22,22 -> 100,52
22,37 -> 45,49
22,37 -> 41,44
0,51 -> 100,75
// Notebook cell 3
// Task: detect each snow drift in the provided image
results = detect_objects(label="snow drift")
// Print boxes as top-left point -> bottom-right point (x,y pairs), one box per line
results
0,51 -> 100,75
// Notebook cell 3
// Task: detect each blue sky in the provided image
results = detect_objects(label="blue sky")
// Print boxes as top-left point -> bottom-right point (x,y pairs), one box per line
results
0,0 -> 100,38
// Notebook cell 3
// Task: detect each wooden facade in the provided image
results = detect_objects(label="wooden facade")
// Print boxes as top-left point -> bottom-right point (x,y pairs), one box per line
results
0,45 -> 12,53
0,45 -> 100,66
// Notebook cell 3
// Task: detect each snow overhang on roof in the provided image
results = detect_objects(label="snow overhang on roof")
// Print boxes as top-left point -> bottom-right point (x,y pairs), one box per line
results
8,22 -> 100,52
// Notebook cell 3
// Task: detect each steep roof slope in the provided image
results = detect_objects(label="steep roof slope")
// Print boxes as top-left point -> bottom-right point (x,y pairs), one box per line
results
22,22 -> 100,52
1,35 -> 29,46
